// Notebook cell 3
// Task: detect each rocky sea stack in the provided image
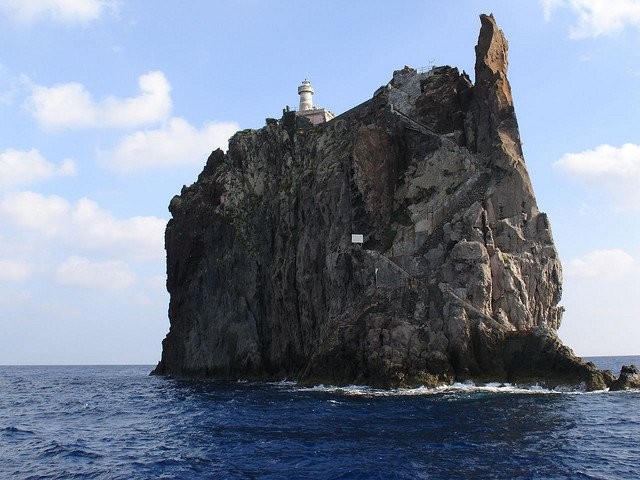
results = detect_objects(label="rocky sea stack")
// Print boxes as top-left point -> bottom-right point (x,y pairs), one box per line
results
153,14 -> 619,390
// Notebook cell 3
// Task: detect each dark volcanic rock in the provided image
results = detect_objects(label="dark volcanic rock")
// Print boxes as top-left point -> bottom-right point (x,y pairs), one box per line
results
153,14 -> 609,390
609,365 -> 640,391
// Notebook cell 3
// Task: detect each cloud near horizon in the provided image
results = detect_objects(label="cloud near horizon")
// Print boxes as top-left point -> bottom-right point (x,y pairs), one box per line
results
553,143 -> 640,210
0,191 -> 166,261
542,0 -> 640,38
566,248 -> 636,280
99,117 -> 239,172
0,259 -> 30,282
0,0 -> 117,26
26,71 -> 172,130
0,148 -> 76,189
55,255 -> 135,290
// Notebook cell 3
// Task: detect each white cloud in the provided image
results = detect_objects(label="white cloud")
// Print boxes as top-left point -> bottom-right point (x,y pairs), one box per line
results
0,0 -> 116,25
56,255 -> 134,290
542,0 -> 565,19
100,117 -> 239,172
0,191 -> 165,260
26,71 -> 172,129
566,248 -> 636,280
542,0 -> 640,38
0,259 -> 30,282
554,143 -> 640,210
560,248 -> 640,355
0,191 -> 70,235
0,148 -> 76,189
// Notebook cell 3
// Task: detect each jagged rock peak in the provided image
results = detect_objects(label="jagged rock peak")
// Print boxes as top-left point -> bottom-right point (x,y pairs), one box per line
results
476,13 -> 509,78
472,13 -> 524,165
153,14 -> 618,391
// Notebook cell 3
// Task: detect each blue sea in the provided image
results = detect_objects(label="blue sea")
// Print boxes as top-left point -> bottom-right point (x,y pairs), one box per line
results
1,357 -> 638,479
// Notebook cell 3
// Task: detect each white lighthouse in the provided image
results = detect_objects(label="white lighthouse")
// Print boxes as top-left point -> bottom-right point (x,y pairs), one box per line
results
298,79 -> 314,111
295,79 -> 335,125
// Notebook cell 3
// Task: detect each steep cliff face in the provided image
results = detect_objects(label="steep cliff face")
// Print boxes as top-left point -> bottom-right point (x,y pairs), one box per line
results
154,15 -> 607,390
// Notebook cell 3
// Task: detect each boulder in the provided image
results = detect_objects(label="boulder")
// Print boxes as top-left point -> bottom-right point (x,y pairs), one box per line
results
609,365 -> 640,391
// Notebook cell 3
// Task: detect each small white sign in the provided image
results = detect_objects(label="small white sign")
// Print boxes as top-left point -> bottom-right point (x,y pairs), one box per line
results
351,234 -> 364,244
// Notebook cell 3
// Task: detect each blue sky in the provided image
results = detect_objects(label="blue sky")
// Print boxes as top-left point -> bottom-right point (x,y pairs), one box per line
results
0,0 -> 638,364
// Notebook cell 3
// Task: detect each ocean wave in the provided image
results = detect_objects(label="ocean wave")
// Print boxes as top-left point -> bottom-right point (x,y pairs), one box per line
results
39,440 -> 103,460
292,381 -> 612,397
1,426 -> 36,436
234,377 -> 637,397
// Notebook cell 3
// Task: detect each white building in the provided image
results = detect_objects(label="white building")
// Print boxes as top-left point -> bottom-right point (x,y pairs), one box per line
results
296,79 -> 335,125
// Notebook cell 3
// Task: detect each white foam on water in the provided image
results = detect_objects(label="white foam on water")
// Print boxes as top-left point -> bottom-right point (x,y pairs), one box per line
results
292,381 -> 611,397
267,380 -> 299,387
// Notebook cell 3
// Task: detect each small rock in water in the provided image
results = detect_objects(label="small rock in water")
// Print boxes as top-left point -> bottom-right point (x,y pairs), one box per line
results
609,365 -> 640,391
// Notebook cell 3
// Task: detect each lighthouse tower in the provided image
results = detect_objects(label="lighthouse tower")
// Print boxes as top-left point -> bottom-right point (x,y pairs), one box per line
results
295,79 -> 335,125
298,79 -> 314,111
